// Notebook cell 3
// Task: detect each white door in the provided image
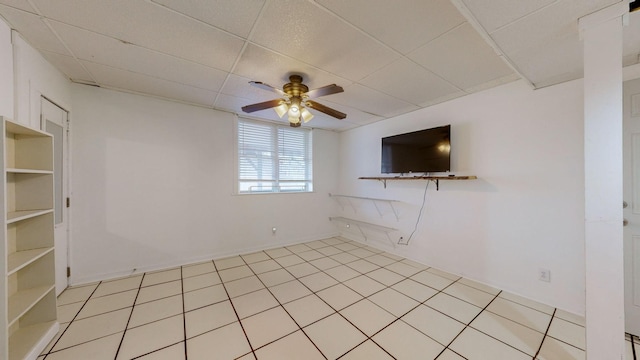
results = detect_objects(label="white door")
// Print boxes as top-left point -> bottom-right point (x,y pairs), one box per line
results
624,78 -> 640,336
41,97 -> 69,296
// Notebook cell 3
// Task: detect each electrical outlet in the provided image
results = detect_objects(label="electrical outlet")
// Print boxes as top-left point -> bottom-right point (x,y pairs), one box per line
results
539,268 -> 551,282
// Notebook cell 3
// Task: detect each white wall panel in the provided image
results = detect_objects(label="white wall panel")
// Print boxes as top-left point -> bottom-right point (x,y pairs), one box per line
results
69,85 -> 340,284
338,79 -> 585,314
0,18 -> 13,118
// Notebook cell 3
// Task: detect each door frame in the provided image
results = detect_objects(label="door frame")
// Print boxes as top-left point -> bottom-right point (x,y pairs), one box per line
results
40,95 -> 71,294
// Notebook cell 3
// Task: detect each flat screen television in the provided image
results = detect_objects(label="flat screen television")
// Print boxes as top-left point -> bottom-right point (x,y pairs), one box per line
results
381,125 -> 451,174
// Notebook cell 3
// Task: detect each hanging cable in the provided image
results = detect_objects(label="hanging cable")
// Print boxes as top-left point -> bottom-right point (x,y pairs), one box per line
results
399,180 -> 430,245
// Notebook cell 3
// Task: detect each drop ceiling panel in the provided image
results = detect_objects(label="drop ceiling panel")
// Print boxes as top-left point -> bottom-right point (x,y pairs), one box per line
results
31,0 -> 245,70
219,74 -> 281,102
310,99 -> 381,126
0,5 -> 70,55
460,0 -> 557,34
83,61 -> 218,107
360,58 -> 461,105
51,21 -> 228,92
507,32 -> 584,88
250,0 -> 399,81
316,0 -> 466,54
0,0 -> 35,13
489,0 -> 615,56
150,0 -> 265,38
409,23 -> 513,90
39,51 -> 94,82
233,44 -> 351,90
216,93 -> 284,122
304,116 -> 358,131
327,83 -> 419,118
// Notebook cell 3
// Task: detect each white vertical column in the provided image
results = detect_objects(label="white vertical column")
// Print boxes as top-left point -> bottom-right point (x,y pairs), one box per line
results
0,19 -> 13,118
579,3 -> 626,359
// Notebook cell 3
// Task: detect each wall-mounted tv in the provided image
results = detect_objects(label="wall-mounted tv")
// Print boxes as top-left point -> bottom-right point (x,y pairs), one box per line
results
381,125 -> 451,174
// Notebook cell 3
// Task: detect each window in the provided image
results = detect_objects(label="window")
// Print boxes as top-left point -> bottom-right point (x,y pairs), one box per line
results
237,118 -> 313,194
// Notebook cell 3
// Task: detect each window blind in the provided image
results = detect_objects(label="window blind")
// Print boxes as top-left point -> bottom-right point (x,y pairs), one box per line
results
237,119 -> 313,193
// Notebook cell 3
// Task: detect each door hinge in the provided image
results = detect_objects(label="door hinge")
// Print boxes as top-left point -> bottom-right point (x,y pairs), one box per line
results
66,267 -> 71,277
66,197 -> 70,208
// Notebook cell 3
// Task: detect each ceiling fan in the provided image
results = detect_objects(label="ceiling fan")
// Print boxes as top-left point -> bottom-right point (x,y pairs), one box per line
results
241,75 -> 346,127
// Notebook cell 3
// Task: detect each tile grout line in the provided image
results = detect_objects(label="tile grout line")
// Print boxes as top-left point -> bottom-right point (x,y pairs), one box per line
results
113,273 -> 146,360
533,308 -> 557,359
265,242 -> 392,358
181,266 -> 188,360
286,240 -> 458,356
353,273 -> 466,359
241,250 -> 329,359
276,242 -> 436,359
211,258 -> 258,360
42,281 -> 103,359
435,289 -> 503,359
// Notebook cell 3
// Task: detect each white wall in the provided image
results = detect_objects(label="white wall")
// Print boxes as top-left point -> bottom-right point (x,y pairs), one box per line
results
0,18 -> 13,118
338,79 -> 585,314
70,85 -> 339,284
12,33 -> 72,128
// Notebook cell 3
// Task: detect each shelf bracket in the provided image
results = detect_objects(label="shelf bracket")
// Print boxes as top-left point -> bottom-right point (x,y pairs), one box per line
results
378,179 -> 388,189
388,202 -> 400,221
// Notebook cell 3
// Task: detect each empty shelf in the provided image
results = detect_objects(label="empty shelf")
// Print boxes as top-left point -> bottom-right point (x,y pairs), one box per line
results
329,194 -> 401,220
330,216 -> 398,248
8,285 -> 55,326
6,168 -> 53,174
7,247 -> 54,275
7,209 -> 53,224
9,321 -> 58,360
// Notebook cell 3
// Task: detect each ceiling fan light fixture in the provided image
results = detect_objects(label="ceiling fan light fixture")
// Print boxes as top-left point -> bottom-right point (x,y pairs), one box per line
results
301,107 -> 314,123
273,103 -> 288,118
288,97 -> 301,117
288,111 -> 301,124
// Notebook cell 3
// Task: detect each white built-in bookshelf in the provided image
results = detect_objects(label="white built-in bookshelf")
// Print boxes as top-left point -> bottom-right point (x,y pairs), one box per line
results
1,117 -> 58,360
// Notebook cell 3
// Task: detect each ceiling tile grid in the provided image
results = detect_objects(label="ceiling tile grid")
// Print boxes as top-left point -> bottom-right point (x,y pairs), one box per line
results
0,4 -> 70,56
0,0 -> 636,131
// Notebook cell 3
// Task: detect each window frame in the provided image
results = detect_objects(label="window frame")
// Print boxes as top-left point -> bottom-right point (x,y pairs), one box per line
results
235,117 -> 313,195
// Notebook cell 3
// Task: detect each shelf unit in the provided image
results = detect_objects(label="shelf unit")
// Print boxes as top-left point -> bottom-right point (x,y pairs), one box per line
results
329,193 -> 400,220
358,175 -> 477,190
1,117 -> 58,360
329,216 -> 398,248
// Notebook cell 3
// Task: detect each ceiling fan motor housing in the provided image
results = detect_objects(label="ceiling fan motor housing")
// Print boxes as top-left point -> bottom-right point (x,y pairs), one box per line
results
283,75 -> 308,97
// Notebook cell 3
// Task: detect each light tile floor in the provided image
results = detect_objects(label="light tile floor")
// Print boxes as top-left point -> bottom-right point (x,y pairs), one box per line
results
40,237 -> 637,360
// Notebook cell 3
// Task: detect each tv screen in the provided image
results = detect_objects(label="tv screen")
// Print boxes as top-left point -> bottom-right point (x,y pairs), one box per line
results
381,125 -> 451,174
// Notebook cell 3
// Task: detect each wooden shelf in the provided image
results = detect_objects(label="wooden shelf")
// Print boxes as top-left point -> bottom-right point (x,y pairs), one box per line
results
7,248 -> 54,276
8,286 -> 55,326
358,175 -> 477,190
9,321 -> 58,360
7,209 -> 53,224
6,168 -> 53,175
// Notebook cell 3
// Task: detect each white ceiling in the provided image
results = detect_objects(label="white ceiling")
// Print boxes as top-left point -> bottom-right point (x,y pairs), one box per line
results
0,0 -> 636,131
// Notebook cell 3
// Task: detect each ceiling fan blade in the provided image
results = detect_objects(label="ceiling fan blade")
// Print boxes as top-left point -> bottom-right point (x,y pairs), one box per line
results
249,81 -> 286,96
304,84 -> 344,99
241,99 -> 284,113
305,100 -> 347,119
